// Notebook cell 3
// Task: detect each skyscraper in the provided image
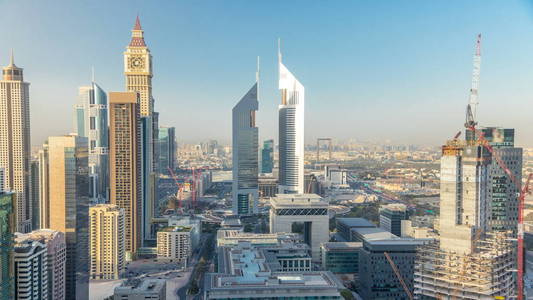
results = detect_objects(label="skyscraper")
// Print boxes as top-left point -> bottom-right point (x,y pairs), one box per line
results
124,16 -> 157,245
0,53 -> 32,232
278,46 -> 305,194
466,127 -> 522,232
39,135 -> 89,300
75,81 -> 109,202
89,204 -> 125,280
0,191 -> 15,300
18,229 -> 66,300
29,160 -> 40,230
158,126 -> 176,174
232,76 -> 259,216
261,139 -> 274,174
124,16 -> 153,118
13,237 -> 48,300
109,92 -> 142,259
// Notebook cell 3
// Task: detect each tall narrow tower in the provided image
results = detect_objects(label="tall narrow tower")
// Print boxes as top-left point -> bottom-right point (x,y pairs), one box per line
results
278,43 -> 305,194
124,16 -> 153,117
0,52 -> 32,232
232,68 -> 259,216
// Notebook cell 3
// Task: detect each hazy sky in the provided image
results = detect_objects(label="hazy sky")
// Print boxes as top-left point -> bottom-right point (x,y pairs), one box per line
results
1,0 -> 533,146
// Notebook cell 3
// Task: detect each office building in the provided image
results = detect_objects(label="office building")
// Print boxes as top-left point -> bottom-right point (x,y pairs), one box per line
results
335,218 -> 375,242
158,126 -> 176,174
261,139 -> 274,174
74,81 -> 109,202
270,194 -> 329,261
29,160 -> 39,230
0,191 -> 15,300
468,127 -> 522,232
320,242 -> 362,274
19,229 -> 66,300
324,165 -> 348,187
379,203 -> 408,237
0,168 -> 4,191
109,92 -> 142,260
278,48 -> 305,194
413,134 -> 515,298
216,230 -> 301,248
38,135 -> 89,300
13,238 -> 48,300
232,78 -> 259,216
258,174 -> 277,198
156,226 -> 193,265
204,242 -> 343,300
89,204 -> 125,280
359,238 -> 425,300
0,53 -> 32,232
140,116 -> 156,243
114,279 -> 166,300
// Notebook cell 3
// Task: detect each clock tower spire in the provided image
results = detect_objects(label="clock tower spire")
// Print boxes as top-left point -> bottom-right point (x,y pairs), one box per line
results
124,15 -> 153,116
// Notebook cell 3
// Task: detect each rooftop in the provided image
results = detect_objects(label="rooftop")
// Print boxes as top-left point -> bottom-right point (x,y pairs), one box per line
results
351,227 -> 397,241
321,242 -> 363,251
159,226 -> 191,233
271,193 -> 328,208
115,278 -> 165,295
337,218 -> 376,228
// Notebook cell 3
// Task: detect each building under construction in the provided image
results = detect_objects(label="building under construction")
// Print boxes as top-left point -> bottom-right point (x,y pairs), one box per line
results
414,231 -> 515,299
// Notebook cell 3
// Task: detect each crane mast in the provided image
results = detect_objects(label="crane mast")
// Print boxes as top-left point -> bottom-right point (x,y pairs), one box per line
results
465,34 -> 482,128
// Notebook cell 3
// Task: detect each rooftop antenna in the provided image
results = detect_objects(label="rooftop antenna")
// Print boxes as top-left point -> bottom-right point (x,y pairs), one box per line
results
91,66 -> 95,83
256,56 -> 260,83
278,38 -> 282,63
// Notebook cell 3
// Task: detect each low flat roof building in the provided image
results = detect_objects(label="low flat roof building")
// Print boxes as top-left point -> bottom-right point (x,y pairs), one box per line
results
114,278 -> 166,300
205,242 -> 344,299
320,242 -> 362,274
335,218 -> 375,242
350,227 -> 397,243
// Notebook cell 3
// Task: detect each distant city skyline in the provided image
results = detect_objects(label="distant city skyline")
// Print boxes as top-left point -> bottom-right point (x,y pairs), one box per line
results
1,1 -> 533,146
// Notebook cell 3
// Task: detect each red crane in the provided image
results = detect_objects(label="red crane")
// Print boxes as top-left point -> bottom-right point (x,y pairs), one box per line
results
384,252 -> 414,300
468,126 -> 532,300
167,167 -> 183,209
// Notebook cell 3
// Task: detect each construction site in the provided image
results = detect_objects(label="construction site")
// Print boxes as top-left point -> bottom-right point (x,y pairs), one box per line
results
414,231 -> 515,299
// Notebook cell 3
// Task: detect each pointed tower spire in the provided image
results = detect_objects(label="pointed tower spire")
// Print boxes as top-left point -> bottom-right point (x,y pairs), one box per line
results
129,15 -> 146,47
134,15 -> 142,30
9,49 -> 15,67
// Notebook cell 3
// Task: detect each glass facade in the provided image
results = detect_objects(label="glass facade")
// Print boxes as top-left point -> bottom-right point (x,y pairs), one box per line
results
261,139 -> 274,173
323,249 -> 359,274
158,127 -> 176,174
74,82 -> 109,202
0,192 -> 14,300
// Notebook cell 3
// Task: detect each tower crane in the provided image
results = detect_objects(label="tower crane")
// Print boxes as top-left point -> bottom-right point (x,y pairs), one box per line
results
467,126 -> 532,300
465,34 -> 482,128
384,252 -> 414,300
167,167 -> 183,210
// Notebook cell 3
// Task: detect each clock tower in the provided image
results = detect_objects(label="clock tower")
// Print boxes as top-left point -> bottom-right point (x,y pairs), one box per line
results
124,16 -> 153,116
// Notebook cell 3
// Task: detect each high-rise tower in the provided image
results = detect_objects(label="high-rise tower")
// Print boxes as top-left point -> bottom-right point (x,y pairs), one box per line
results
124,16 -> 153,117
232,70 -> 259,216
109,92 -> 142,259
38,135 -> 89,300
0,52 -> 32,232
75,81 -> 109,203
278,44 -> 305,194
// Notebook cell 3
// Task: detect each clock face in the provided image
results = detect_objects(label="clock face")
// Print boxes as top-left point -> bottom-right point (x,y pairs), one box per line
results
129,56 -> 145,70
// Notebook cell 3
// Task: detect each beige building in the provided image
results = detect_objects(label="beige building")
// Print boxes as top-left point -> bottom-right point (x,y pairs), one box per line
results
156,226 -> 192,264
18,229 -> 66,300
38,135 -> 89,300
0,53 -> 32,232
124,16 -> 153,117
109,92 -> 142,259
89,204 -> 125,280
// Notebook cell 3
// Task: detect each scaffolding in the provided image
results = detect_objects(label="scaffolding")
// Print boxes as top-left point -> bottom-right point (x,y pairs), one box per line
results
414,231 -> 515,299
